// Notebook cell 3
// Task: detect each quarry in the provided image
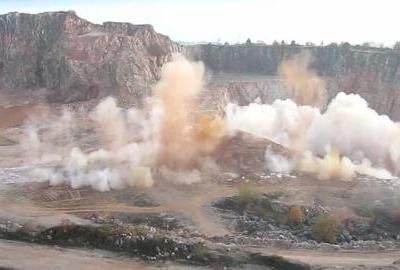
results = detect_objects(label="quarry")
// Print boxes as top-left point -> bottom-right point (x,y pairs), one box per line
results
0,10 -> 400,270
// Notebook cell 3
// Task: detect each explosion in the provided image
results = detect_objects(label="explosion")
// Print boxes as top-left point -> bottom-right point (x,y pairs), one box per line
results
21,53 -> 400,190
279,52 -> 327,108
22,54 -> 225,191
299,149 -> 355,180
155,54 -> 225,168
226,55 -> 398,181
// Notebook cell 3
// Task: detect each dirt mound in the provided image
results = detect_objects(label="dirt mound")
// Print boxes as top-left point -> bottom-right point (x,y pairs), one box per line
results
213,131 -> 290,174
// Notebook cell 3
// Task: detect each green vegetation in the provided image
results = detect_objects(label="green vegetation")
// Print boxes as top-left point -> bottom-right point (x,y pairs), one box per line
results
0,222 -> 312,268
352,198 -> 380,218
351,196 -> 400,234
311,216 -> 340,243
230,185 -> 288,224
236,184 -> 262,204
191,243 -> 234,265
94,223 -> 148,236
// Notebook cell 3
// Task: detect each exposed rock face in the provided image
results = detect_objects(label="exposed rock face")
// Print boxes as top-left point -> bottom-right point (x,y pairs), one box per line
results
2,11 -> 400,118
188,44 -> 400,119
0,11 -> 180,103
200,77 -> 289,112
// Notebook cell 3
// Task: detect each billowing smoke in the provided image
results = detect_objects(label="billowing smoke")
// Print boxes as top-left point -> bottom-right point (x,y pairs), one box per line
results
227,50 -> 400,182
21,54 -> 224,191
26,97 -> 159,191
279,52 -> 327,108
155,54 -> 225,168
21,108 -> 73,163
89,96 -> 128,150
225,98 -> 319,150
306,92 -> 400,174
226,91 -> 398,180
265,146 -> 295,173
21,52 -> 398,186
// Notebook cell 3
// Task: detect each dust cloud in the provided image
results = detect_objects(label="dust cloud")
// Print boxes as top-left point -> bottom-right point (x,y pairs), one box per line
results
21,54 -> 224,191
279,52 -> 327,108
226,55 -> 398,180
155,54 -> 225,169
21,52 -> 400,188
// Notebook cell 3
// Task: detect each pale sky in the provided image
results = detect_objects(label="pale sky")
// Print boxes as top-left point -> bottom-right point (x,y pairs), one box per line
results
0,0 -> 398,46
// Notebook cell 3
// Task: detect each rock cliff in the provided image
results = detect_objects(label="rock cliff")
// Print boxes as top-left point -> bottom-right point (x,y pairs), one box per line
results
1,11 -> 400,119
0,11 -> 181,103
188,44 -> 400,119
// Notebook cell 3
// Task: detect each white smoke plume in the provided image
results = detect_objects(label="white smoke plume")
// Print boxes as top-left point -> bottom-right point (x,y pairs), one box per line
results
21,54 -> 223,191
27,98 -> 159,191
226,92 -> 397,180
225,98 -> 319,150
265,146 -> 295,174
307,92 -> 400,173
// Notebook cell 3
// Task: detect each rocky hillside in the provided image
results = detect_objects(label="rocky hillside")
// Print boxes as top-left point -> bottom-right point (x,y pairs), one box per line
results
0,11 -> 180,103
1,11 -> 400,118
188,44 -> 400,119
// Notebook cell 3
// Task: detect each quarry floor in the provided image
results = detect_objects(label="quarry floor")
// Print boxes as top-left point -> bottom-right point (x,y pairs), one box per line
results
1,169 -> 400,269
1,97 -> 400,269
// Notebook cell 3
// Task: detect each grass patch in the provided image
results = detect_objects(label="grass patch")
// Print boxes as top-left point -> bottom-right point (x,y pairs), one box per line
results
352,198 -> 400,234
214,185 -> 288,225
236,184 -> 263,204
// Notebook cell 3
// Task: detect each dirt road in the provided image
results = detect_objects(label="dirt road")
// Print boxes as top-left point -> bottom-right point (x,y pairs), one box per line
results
0,239 -> 209,270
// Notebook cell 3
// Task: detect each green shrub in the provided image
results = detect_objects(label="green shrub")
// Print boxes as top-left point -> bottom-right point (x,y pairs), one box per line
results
125,224 -> 148,236
236,184 -> 262,204
311,216 -> 340,243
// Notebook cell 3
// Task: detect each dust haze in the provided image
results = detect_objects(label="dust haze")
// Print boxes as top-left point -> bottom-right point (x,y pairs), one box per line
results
21,54 -> 226,191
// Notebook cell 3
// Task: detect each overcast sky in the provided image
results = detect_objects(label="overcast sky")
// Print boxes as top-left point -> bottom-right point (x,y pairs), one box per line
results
0,0 -> 398,46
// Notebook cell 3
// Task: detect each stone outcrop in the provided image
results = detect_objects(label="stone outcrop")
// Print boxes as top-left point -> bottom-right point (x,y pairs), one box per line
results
188,44 -> 400,119
0,11 -> 181,103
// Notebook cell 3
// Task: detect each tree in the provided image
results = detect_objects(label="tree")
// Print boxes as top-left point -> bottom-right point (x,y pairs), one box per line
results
362,42 -> 371,47
341,42 -> 351,50
245,38 -> 252,45
394,41 -> 400,52
290,40 -> 296,46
